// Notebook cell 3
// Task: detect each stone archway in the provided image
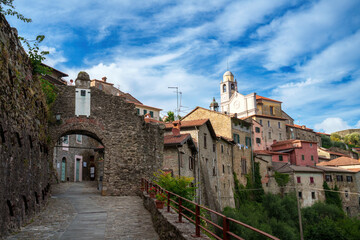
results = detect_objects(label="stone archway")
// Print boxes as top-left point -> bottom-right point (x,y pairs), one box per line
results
48,72 -> 164,196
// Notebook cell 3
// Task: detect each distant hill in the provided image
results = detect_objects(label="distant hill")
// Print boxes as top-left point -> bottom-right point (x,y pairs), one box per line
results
333,129 -> 360,137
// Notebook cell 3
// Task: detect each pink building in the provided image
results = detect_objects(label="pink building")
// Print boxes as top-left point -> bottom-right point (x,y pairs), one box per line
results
271,140 -> 318,166
251,119 -> 266,151
254,150 -> 290,163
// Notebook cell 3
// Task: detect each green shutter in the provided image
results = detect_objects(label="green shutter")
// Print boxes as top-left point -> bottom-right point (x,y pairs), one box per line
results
150,111 -> 154,117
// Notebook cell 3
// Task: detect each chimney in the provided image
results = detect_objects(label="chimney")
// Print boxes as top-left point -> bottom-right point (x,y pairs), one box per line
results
102,77 -> 107,82
172,120 -> 181,136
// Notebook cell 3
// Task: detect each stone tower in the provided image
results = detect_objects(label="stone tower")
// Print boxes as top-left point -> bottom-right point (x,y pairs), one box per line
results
210,97 -> 219,112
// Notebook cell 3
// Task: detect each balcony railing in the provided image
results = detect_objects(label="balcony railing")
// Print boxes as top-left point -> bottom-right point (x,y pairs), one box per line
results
141,178 -> 279,240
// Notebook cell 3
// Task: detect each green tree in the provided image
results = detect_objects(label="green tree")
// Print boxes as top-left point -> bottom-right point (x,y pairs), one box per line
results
330,133 -> 342,142
274,171 -> 289,197
164,111 -> 175,122
0,0 -> 31,22
321,135 -> 332,148
252,162 -> 264,202
323,181 -> 342,209
344,132 -> 360,146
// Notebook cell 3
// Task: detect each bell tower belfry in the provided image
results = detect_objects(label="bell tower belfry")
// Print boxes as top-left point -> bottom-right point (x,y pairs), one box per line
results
220,71 -> 237,113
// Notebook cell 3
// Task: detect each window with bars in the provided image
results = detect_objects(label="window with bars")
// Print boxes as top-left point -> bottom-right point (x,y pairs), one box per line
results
297,176 -> 301,183
310,177 -> 314,184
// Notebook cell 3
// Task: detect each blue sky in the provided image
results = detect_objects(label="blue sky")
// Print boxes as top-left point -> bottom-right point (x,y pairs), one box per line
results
4,0 -> 360,133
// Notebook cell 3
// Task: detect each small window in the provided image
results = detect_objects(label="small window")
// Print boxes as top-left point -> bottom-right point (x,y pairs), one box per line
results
259,120 -> 262,125
310,177 -> 314,184
325,175 -> 332,182
301,155 -> 305,160
256,138 -> 261,144
233,134 -> 240,144
279,155 -> 283,161
231,84 -> 235,90
136,108 -> 140,115
223,84 -> 226,93
297,176 -> 301,183
310,143 -> 313,147
255,127 -> 260,133
150,111 -> 154,118
279,133 -> 282,140
221,145 -> 224,153
143,110 -> 147,115
270,106 -> 274,115
347,176 -> 353,182
204,133 -> 207,148
278,122 -> 281,128
213,144 -> 216,152
311,192 -> 316,199
222,164 -> 225,173
28,135 -> 33,148
336,175 -> 343,182
0,125 -> 5,143
98,84 -> 103,90
81,90 -> 86,96
241,158 -> 247,174
311,155 -> 314,161
76,135 -> 82,144
189,157 -> 194,170
63,135 -> 69,145
298,191 -> 302,199
345,191 -> 349,198
245,137 -> 251,147
268,121 -> 270,127
268,132 -> 272,139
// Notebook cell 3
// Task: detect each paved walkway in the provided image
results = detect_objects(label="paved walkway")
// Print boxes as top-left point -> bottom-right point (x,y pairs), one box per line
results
6,182 -> 159,240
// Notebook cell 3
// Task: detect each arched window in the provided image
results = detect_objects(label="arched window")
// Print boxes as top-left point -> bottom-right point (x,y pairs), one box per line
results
231,84 -> 235,90
223,84 -> 226,92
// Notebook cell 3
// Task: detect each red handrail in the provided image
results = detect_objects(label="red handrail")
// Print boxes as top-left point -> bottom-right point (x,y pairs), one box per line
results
141,178 -> 280,240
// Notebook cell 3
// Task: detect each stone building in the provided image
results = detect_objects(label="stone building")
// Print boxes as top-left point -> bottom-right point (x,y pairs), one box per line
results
91,77 -> 162,120
181,107 -> 252,186
286,124 -> 321,146
318,147 -> 345,162
272,163 -> 325,207
53,134 -> 104,182
250,119 -> 265,151
41,63 -> 68,86
0,14 -> 51,236
316,166 -> 359,216
49,71 -> 164,196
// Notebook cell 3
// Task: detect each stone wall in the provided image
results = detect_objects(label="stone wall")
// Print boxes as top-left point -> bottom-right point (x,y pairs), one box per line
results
49,84 -> 164,196
0,14 -> 51,237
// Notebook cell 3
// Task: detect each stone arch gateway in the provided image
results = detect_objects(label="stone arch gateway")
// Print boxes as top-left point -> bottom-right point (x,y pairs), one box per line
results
48,72 -> 164,195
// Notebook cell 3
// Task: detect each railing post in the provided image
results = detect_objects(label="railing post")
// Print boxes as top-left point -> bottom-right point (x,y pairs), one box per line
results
178,198 -> 183,223
195,204 -> 200,237
223,216 -> 229,240
167,191 -> 170,212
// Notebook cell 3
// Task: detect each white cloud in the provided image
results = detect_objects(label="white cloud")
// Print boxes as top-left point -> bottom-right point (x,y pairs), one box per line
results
40,46 -> 67,67
356,121 -> 360,128
314,118 -> 351,133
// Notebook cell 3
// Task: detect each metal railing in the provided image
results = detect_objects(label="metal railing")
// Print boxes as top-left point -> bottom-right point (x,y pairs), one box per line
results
141,178 -> 280,240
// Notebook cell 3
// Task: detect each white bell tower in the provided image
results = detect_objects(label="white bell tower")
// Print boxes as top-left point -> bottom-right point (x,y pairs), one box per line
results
220,71 -> 237,113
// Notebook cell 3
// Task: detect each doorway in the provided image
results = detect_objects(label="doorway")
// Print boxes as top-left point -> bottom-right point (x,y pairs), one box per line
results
61,157 -> 66,181
74,155 -> 83,182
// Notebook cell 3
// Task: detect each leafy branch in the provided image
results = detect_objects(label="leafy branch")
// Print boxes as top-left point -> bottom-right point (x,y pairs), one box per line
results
0,0 -> 31,22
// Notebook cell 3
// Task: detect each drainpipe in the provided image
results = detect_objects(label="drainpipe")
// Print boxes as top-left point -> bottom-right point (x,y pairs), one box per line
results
195,126 -> 201,204
177,146 -> 181,176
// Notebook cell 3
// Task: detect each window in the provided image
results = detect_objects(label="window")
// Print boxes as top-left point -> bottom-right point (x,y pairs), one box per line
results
245,137 -> 251,147
0,125 -> 5,143
301,155 -> 305,160
150,111 -> 154,118
270,106 -> 274,115
76,135 -> 82,144
311,155 -> 314,161
325,175 -> 332,182
297,176 -> 301,183
189,157 -> 194,170
81,90 -> 86,96
311,192 -> 316,199
223,84 -> 226,92
259,120 -> 262,125
256,138 -> 261,144
279,133 -> 282,140
336,175 -> 343,182
143,109 -> 147,115
204,133 -> 207,148
136,108 -> 140,115
268,121 -> 270,127
213,144 -> 216,152
279,155 -> 283,161
63,135 -> 69,145
233,134 -> 240,144
298,191 -> 302,199
310,177 -> 314,184
223,164 -> 225,173
255,127 -> 260,133
345,190 -> 349,198
241,158 -> 247,174
221,144 -> 224,153
347,176 -> 353,182
231,84 -> 235,90
310,143 -> 313,147
98,84 -> 103,90
213,166 -> 216,176
278,122 -> 281,128
268,132 -> 272,139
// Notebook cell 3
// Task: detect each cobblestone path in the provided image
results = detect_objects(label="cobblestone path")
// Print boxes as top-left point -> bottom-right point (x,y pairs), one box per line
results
6,182 -> 159,240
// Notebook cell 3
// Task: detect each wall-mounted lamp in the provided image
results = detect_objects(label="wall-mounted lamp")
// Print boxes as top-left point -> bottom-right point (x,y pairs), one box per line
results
55,114 -> 61,121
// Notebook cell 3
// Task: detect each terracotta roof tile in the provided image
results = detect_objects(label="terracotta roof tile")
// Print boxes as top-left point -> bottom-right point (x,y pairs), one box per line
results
286,124 -> 313,131
271,139 -> 317,147
164,134 -> 191,145
256,95 -> 282,103
164,119 -> 209,129
254,150 -> 289,155
317,156 -> 360,166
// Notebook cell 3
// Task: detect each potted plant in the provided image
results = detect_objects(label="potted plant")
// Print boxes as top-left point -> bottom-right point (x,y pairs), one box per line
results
155,193 -> 166,209
148,187 -> 157,198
